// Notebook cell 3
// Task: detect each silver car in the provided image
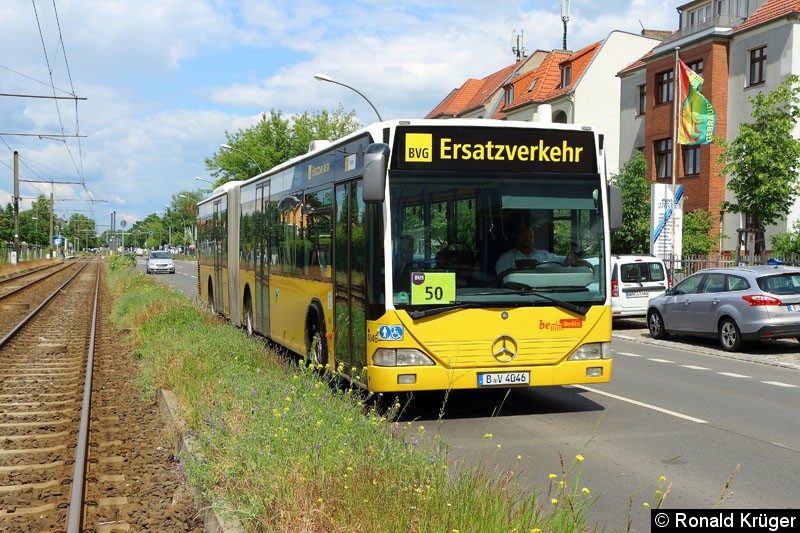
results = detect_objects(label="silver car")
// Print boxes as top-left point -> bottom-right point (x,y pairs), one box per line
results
647,265 -> 800,351
146,250 -> 175,274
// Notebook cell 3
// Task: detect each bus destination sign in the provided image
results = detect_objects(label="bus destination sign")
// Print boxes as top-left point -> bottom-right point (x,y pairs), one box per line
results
392,125 -> 598,174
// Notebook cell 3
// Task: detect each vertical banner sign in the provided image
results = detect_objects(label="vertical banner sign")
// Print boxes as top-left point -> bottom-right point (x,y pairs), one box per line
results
651,184 -> 683,267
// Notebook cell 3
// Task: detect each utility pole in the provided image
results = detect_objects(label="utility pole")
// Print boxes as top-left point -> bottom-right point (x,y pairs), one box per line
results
49,189 -> 54,258
13,151 -> 20,263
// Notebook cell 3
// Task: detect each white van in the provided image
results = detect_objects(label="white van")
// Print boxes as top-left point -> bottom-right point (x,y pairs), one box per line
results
610,255 -> 670,317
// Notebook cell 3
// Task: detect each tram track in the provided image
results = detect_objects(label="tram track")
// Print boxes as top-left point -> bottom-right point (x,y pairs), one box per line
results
0,258 -> 203,532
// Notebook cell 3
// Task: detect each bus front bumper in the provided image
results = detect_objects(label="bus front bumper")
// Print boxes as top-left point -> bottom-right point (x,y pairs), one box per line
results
366,359 -> 612,393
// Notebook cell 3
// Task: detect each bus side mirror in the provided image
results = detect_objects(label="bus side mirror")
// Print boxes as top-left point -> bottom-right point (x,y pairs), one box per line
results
363,143 -> 389,203
608,184 -> 622,231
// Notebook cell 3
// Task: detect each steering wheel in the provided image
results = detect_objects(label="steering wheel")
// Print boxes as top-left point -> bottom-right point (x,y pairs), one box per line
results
534,260 -> 564,268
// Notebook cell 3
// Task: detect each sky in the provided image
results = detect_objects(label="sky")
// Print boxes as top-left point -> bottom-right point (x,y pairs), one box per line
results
0,0 -> 680,234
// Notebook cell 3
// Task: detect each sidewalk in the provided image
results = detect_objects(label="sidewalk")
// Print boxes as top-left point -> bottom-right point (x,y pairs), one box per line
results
612,318 -> 800,371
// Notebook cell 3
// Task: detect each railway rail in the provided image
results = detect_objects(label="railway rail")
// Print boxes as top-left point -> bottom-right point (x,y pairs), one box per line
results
0,258 -> 203,532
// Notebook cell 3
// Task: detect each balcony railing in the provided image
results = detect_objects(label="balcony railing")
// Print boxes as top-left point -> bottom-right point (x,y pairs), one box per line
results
658,15 -> 746,46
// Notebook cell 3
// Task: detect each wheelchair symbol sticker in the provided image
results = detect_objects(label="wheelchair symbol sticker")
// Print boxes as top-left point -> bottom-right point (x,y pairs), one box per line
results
379,325 -> 404,341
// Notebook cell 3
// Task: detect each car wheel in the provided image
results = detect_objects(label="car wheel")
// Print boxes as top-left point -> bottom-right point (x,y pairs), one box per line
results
718,318 -> 743,352
647,310 -> 669,339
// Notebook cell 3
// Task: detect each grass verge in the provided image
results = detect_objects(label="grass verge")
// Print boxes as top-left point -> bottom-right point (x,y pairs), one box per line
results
105,260 -> 659,532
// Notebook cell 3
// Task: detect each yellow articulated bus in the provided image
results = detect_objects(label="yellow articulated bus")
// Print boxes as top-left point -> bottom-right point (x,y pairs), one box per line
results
197,119 -> 622,393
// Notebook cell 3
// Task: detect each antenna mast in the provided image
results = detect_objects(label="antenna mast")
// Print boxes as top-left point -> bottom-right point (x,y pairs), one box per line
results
561,0 -> 570,50
511,29 -> 527,61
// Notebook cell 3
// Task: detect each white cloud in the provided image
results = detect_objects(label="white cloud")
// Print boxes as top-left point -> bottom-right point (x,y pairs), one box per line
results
1,0 -> 679,227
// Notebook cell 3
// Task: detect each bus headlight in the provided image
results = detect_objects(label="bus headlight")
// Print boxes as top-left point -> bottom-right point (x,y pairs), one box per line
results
568,342 -> 610,361
373,348 -> 435,367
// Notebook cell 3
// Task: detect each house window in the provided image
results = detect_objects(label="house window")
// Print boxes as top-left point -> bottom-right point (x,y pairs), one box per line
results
716,0 -> 725,16
749,46 -> 766,86
638,84 -> 646,115
657,70 -> 674,104
504,86 -> 514,106
561,64 -> 572,88
686,59 -> 703,77
684,145 -> 700,175
656,139 -> 673,178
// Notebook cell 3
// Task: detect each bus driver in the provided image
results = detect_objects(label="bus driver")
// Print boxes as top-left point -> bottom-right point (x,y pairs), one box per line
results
495,223 -> 590,276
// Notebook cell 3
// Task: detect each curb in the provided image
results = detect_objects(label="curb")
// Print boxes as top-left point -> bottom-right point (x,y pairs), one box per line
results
157,388 -> 246,533
613,329 -> 800,371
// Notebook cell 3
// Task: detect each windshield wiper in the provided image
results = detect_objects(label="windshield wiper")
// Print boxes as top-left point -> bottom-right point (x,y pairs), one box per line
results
407,301 -> 482,319
496,282 -> 588,316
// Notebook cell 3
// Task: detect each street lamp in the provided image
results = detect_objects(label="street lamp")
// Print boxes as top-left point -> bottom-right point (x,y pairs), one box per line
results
163,205 -> 172,248
220,144 -> 264,173
195,176 -> 215,187
314,73 -> 383,122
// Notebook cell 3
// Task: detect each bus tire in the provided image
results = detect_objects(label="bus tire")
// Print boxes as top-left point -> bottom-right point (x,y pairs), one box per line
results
306,304 -> 328,369
243,290 -> 254,336
207,280 -> 216,315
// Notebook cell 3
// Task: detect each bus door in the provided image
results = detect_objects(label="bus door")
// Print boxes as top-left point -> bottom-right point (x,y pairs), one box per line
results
256,182 -> 270,333
213,199 -> 225,312
334,180 -> 367,377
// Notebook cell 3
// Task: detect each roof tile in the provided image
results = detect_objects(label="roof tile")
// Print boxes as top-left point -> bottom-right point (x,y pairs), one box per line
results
734,0 -> 800,33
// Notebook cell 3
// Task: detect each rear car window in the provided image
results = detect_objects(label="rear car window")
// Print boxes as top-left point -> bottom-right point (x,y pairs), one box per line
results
757,273 -> 800,295
619,262 -> 665,283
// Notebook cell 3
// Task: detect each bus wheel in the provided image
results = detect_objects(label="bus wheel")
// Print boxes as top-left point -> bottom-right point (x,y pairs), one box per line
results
208,283 -> 216,315
307,310 -> 328,370
243,295 -> 254,336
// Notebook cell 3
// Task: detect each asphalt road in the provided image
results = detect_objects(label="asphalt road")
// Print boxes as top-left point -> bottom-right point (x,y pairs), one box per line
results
149,260 -> 800,532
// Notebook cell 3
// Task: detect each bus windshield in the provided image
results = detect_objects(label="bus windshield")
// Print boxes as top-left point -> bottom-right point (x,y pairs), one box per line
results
387,172 -> 606,312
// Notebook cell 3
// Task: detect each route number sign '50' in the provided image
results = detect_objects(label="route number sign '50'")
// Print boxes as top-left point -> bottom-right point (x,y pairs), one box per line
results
410,272 -> 456,305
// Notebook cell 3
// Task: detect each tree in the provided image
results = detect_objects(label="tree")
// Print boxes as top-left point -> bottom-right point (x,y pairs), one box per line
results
65,213 -> 97,251
682,209 -> 717,255
770,221 -> 800,257
610,151 -> 650,254
205,107 -> 359,186
0,203 -> 14,242
718,74 -> 800,255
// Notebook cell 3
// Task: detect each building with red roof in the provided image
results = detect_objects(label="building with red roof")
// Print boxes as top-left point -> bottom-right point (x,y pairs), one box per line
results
426,31 -> 660,175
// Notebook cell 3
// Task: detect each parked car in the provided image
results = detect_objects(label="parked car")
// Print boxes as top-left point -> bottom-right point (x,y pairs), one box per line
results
647,265 -> 800,351
146,250 -> 175,274
611,255 -> 670,317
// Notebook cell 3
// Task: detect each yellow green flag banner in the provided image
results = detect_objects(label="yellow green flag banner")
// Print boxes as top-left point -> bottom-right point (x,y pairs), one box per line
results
678,59 -> 716,145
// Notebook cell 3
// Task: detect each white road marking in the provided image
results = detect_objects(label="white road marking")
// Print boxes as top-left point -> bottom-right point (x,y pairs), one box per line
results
761,381 -> 798,388
647,358 -> 675,364
615,351 -> 642,357
681,365 -> 710,370
578,386 -> 708,424
718,372 -> 751,379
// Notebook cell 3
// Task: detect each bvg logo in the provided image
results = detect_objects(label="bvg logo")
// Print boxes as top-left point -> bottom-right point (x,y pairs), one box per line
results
405,133 -> 432,162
